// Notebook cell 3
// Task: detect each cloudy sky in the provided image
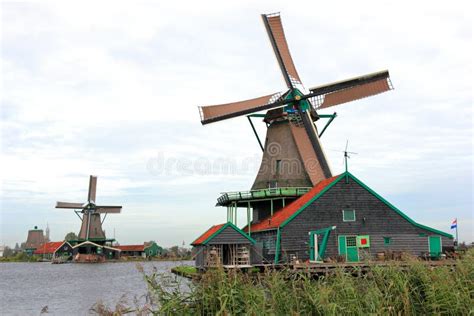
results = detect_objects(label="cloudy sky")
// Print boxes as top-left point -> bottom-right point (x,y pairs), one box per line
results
1,1 -> 472,247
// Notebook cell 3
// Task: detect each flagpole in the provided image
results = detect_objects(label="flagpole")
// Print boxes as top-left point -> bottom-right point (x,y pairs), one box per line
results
456,219 -> 459,247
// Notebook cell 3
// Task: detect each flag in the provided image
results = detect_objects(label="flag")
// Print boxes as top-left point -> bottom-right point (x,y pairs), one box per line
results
450,218 -> 457,229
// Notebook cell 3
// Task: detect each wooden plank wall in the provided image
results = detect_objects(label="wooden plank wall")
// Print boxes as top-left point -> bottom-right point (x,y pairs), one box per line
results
280,177 -> 453,262
206,226 -> 252,245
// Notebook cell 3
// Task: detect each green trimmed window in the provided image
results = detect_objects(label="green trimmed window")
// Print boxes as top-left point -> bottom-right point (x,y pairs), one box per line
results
383,237 -> 392,245
343,209 -> 356,222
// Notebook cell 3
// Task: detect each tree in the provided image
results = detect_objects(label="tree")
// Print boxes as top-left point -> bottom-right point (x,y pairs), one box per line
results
64,232 -> 78,241
14,243 -> 20,251
3,246 -> 14,257
169,246 -> 179,257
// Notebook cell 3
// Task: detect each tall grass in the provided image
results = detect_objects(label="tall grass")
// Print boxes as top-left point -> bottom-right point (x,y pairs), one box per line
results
94,249 -> 474,315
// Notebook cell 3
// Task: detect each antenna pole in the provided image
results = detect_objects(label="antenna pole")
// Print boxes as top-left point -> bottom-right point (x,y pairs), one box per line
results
345,151 -> 348,173
344,150 -> 349,183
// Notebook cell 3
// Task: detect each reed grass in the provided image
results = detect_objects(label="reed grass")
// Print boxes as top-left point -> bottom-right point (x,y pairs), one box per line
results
94,249 -> 474,315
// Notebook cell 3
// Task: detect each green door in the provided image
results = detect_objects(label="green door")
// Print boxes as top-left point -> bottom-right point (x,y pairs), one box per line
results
338,235 -> 359,262
429,236 -> 442,258
338,235 -> 347,257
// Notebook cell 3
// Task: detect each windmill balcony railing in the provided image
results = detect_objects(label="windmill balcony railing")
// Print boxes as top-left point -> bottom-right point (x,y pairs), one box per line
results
217,187 -> 311,205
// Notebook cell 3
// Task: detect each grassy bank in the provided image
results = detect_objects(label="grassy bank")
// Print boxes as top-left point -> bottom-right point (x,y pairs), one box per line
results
170,266 -> 199,278
0,253 -> 42,262
93,249 -> 474,315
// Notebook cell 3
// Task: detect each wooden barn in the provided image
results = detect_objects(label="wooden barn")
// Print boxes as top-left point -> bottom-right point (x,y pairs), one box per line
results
34,241 -> 73,261
116,242 -> 162,258
193,173 -> 453,267
192,222 -> 258,268
72,241 -> 121,263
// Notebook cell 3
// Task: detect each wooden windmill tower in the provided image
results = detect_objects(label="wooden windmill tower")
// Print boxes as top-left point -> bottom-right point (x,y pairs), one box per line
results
56,175 -> 122,241
199,13 -> 393,227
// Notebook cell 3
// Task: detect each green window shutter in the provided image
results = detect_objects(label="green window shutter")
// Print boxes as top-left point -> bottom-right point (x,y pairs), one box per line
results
383,237 -> 392,245
343,209 -> 356,222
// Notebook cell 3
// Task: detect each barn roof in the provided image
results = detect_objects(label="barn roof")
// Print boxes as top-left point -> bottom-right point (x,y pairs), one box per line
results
116,245 -> 145,252
72,241 -> 121,251
191,222 -> 256,246
34,241 -> 67,255
245,172 -> 453,238
244,175 -> 341,232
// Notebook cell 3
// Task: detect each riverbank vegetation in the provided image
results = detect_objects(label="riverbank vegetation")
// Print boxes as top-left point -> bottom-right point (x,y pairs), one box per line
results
170,266 -> 198,278
0,252 -> 41,262
92,249 -> 473,315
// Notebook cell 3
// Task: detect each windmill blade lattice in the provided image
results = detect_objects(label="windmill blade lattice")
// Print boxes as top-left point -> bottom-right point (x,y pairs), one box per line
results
309,70 -> 393,110
199,92 -> 285,124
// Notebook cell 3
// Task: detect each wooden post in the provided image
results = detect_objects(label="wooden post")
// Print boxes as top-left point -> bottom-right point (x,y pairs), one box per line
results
271,199 -> 274,216
234,202 -> 237,226
247,202 -> 251,236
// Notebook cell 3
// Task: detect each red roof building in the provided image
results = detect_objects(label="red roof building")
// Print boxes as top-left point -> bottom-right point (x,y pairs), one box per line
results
243,175 -> 340,232
192,172 -> 454,266
34,241 -> 66,255
191,224 -> 225,246
116,245 -> 145,252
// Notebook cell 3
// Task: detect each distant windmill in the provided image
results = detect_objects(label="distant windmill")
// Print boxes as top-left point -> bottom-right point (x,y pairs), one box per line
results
56,176 -> 122,241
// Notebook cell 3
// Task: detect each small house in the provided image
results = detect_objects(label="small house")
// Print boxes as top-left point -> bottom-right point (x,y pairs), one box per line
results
192,172 -> 454,267
72,241 -> 121,262
144,241 -> 163,257
192,222 -> 257,268
117,242 -> 162,258
116,245 -> 146,258
34,241 -> 73,260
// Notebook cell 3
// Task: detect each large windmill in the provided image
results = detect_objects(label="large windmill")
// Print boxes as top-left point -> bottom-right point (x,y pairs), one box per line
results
56,175 -> 122,241
198,13 -> 393,226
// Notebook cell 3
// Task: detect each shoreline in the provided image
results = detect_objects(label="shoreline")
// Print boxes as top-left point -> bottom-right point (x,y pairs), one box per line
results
0,257 -> 192,263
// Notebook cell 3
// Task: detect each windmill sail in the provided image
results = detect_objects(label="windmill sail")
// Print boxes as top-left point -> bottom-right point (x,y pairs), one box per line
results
262,13 -> 302,88
88,175 -> 97,203
56,202 -> 84,209
309,70 -> 393,109
95,207 -> 122,214
199,92 -> 285,124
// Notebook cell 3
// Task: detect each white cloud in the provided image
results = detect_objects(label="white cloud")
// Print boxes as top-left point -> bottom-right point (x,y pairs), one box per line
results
1,0 -> 472,246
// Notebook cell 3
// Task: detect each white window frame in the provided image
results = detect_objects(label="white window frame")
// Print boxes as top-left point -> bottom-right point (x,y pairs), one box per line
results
342,209 -> 356,222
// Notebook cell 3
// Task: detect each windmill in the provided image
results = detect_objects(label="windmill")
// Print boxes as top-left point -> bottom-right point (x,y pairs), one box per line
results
199,13 -> 393,191
56,175 -> 122,241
